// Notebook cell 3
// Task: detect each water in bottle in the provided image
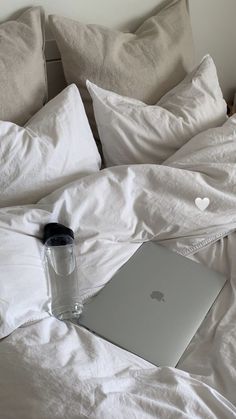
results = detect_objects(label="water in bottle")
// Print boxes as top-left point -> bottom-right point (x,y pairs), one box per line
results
43,223 -> 83,321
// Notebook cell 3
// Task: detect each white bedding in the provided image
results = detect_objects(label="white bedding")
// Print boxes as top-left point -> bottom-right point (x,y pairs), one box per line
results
1,115 -> 236,417
0,235 -> 236,418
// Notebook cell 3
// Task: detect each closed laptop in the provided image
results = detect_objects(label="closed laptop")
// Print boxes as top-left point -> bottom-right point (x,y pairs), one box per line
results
79,242 -> 226,367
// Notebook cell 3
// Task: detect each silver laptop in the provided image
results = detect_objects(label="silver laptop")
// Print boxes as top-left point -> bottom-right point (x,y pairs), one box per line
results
78,242 -> 226,367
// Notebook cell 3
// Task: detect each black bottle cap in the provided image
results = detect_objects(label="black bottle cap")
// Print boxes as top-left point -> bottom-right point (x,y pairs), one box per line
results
43,223 -> 74,244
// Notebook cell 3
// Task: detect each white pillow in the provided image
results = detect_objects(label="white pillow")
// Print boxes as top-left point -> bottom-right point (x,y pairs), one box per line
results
0,84 -> 101,207
87,55 -> 227,167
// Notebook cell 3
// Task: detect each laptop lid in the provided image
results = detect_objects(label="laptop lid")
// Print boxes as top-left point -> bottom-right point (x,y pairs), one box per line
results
78,242 -> 227,367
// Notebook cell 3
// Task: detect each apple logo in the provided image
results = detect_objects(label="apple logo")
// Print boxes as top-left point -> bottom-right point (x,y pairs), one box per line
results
150,291 -> 165,302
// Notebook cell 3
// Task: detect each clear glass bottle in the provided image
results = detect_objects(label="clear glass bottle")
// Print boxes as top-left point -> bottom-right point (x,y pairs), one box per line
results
43,223 -> 83,321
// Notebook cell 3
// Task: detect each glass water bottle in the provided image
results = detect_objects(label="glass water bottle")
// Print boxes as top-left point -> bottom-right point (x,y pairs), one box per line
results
43,223 -> 83,321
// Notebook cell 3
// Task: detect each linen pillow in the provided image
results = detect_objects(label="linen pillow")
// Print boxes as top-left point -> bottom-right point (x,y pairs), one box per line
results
0,84 -> 101,208
0,7 -> 47,125
87,55 -> 227,167
49,0 -> 194,137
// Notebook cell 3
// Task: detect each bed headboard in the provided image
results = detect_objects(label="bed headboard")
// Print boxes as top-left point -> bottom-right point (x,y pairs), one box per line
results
1,0 -> 236,102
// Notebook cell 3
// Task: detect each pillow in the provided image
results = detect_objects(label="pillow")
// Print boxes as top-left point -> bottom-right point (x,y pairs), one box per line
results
49,0 -> 194,138
0,7 -> 47,125
0,84 -> 101,208
87,55 -> 227,167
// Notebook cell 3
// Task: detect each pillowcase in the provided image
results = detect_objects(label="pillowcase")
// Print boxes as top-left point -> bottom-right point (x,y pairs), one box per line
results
87,55 -> 227,167
0,7 -> 47,125
49,0 -> 194,137
0,84 -> 101,208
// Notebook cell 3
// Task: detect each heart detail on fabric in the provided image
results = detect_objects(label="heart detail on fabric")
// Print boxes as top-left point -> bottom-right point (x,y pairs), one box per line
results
195,197 -> 210,211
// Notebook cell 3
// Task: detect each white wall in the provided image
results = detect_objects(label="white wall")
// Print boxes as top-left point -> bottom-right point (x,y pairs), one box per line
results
189,0 -> 236,101
1,0 -> 236,101
0,0 -> 162,32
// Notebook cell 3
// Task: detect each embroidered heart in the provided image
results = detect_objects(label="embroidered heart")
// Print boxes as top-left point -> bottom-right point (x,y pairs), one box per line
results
195,197 -> 210,211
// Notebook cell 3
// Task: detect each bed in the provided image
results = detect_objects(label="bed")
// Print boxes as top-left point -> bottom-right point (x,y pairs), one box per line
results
0,1 -> 236,418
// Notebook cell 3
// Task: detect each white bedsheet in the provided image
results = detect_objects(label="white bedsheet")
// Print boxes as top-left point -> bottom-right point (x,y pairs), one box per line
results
1,230 -> 236,418
1,309 -> 236,419
1,221 -> 236,418
1,117 -> 236,417
179,233 -> 236,408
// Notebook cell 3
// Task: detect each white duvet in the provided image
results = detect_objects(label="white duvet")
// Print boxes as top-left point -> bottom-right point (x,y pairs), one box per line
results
1,116 -> 236,418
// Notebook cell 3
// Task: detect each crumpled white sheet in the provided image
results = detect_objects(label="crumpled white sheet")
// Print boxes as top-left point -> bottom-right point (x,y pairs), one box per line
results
179,232 -> 236,408
1,116 -> 236,417
2,233 -> 236,418
1,158 -> 236,338
1,313 -> 236,419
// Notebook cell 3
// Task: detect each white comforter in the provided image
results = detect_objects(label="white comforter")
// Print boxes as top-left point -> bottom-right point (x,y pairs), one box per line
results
1,117 -> 236,418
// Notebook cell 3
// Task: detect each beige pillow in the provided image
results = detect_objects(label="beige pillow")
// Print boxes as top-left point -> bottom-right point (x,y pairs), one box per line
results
0,7 -> 47,125
49,0 -> 194,138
